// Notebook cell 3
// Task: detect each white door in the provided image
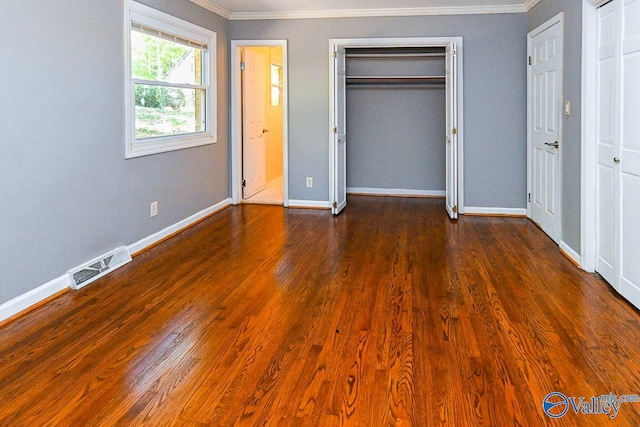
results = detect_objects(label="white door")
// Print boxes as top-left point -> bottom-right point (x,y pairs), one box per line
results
529,19 -> 563,243
445,43 -> 458,220
242,48 -> 267,199
615,0 -> 640,307
332,46 -> 347,215
596,0 -> 640,309
596,1 -> 619,286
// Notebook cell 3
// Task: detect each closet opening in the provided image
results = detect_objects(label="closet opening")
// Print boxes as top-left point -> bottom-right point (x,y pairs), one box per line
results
329,38 -> 463,218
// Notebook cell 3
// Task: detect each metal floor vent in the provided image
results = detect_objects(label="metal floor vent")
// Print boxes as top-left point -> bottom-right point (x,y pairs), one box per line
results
68,246 -> 132,290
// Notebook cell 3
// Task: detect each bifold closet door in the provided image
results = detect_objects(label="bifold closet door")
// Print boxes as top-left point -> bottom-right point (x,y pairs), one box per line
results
332,46 -> 347,215
445,43 -> 458,220
597,0 -> 640,308
596,0 -> 618,286
619,0 -> 640,307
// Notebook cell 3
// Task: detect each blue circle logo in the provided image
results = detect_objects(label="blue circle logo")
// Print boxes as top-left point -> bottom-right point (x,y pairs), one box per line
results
543,392 -> 569,418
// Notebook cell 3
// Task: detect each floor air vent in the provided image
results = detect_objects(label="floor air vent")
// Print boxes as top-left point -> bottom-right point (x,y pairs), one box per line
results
68,246 -> 132,290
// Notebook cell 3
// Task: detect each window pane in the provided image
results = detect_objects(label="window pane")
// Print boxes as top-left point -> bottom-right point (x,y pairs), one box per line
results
131,30 -> 204,85
271,86 -> 281,107
271,64 -> 282,86
135,84 -> 206,139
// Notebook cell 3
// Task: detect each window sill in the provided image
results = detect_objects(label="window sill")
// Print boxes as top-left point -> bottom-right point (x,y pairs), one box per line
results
125,133 -> 216,159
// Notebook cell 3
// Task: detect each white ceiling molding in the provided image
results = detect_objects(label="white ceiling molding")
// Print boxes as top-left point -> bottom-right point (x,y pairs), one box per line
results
189,0 -> 231,19
189,2 -> 531,20
523,0 -> 543,12
227,5 -> 526,20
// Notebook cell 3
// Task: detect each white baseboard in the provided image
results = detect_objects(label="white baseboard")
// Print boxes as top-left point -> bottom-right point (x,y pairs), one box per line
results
0,275 -> 69,323
288,200 -> 332,209
560,241 -> 581,267
464,207 -> 527,217
347,187 -> 445,198
128,198 -> 232,254
0,198 -> 233,324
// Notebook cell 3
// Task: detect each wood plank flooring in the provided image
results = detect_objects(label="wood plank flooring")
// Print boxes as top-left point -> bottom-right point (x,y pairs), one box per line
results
1,196 -> 640,426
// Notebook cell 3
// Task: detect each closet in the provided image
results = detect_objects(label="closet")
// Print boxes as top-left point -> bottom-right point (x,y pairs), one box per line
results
596,0 -> 640,308
344,47 -> 447,197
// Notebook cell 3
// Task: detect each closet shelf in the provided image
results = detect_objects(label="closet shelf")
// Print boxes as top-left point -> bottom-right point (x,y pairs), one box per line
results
346,75 -> 445,85
346,53 -> 445,58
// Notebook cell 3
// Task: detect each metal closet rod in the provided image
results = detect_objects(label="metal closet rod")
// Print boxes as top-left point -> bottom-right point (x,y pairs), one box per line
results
346,76 -> 446,82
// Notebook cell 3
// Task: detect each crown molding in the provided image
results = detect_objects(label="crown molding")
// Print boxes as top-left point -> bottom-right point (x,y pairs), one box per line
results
523,0 -> 542,12
189,1 -> 530,21
228,5 -> 526,20
189,0 -> 231,19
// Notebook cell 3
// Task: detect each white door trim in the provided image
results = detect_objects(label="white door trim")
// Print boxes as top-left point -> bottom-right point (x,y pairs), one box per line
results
231,39 -> 289,207
581,1 -> 600,272
328,37 -> 464,214
526,12 -> 564,244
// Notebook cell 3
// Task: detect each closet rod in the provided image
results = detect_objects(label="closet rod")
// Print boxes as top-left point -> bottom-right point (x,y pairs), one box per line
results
346,53 -> 445,58
346,76 -> 445,82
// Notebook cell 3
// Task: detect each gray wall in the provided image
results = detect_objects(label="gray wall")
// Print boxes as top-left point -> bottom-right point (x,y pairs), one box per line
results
347,88 -> 446,191
346,54 -> 446,191
527,0 -> 582,252
229,14 -> 528,207
0,0 -> 229,304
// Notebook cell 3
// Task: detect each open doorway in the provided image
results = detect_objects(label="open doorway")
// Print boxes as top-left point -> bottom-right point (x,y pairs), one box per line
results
231,40 -> 289,207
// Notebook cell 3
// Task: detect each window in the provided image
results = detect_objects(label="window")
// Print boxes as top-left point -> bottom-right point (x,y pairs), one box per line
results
125,1 -> 216,158
271,64 -> 283,107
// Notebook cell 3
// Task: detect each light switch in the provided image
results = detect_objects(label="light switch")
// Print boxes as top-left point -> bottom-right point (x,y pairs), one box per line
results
564,100 -> 571,116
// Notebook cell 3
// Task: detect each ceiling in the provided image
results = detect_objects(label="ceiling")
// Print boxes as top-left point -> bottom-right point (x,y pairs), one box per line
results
190,0 -> 540,20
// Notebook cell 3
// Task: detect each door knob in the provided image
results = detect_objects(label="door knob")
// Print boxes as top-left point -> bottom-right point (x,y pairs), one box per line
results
262,128 -> 269,134
614,157 -> 620,164
545,141 -> 559,149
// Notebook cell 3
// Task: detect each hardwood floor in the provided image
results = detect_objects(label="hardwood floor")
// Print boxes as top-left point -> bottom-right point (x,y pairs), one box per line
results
1,196 -> 640,426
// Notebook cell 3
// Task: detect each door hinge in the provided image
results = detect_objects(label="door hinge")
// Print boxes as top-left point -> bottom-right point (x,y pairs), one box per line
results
452,49 -> 457,56
528,193 -> 531,203
333,202 -> 338,209
241,179 -> 246,187
333,127 -> 338,134
333,51 -> 337,59
240,61 -> 246,71
453,205 -> 458,214
528,56 -> 532,66
452,128 -> 457,135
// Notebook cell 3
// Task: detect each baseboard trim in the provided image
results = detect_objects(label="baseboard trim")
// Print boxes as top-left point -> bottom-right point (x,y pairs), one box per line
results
0,198 -> 233,325
129,198 -> 233,255
0,275 -> 69,324
288,200 -> 332,209
560,241 -> 581,268
464,207 -> 527,217
347,188 -> 445,198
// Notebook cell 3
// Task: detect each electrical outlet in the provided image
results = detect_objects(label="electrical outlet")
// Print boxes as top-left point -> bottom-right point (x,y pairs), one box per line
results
150,201 -> 158,217
306,177 -> 313,188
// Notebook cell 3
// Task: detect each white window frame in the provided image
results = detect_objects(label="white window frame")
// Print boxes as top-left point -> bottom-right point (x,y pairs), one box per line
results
124,0 -> 217,159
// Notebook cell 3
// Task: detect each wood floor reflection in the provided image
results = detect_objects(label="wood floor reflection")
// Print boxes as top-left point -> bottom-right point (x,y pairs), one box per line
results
1,196 -> 639,426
